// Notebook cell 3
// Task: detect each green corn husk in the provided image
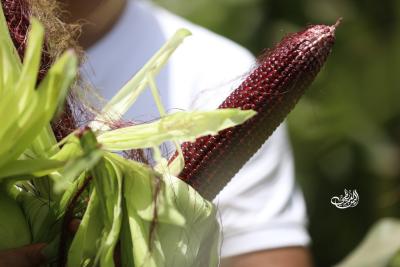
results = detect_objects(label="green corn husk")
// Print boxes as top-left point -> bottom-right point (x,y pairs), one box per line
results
0,188 -> 31,250
0,4 -> 256,266
0,2 -> 77,251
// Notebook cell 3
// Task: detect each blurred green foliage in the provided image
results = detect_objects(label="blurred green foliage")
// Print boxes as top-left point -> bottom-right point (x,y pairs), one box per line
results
153,0 -> 400,265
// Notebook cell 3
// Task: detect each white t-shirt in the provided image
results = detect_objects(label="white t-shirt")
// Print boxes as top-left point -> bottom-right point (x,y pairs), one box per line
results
82,0 -> 310,258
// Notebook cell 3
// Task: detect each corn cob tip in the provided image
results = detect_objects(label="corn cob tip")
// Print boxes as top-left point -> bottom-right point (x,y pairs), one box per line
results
303,18 -> 341,42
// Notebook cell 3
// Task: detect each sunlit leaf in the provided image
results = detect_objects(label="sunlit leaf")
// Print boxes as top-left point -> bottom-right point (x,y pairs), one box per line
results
90,29 -> 191,131
0,159 -> 65,180
98,109 -> 256,150
68,189 -> 104,267
335,218 -> 400,267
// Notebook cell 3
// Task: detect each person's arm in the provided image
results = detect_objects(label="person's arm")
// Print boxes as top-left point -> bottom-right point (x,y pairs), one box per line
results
221,247 -> 313,267
0,244 -> 46,267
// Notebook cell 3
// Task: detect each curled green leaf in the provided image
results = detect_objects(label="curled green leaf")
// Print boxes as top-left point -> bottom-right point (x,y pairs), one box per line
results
98,109 -> 256,150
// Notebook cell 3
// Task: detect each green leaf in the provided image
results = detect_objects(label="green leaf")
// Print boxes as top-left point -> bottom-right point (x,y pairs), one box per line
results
0,47 -> 77,168
31,139 -> 82,201
78,129 -> 123,267
57,172 -> 86,217
0,190 -> 31,250
98,109 -> 256,150
0,3 -> 22,90
17,193 -> 59,244
121,158 -> 185,226
90,29 -> 191,131
54,143 -> 103,194
16,19 -> 43,99
67,159 -> 122,267
335,218 -> 400,267
29,125 -> 60,158
389,251 -> 400,267
118,152 -> 220,267
0,159 -> 65,180
120,199 -> 135,267
155,173 -> 220,267
96,158 -> 123,267
68,189 -> 104,267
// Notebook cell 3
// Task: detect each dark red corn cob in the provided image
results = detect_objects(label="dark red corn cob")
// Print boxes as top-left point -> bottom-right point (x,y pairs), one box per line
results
174,20 -> 340,200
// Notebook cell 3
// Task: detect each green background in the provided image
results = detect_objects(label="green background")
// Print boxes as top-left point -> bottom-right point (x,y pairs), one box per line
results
152,0 -> 400,266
